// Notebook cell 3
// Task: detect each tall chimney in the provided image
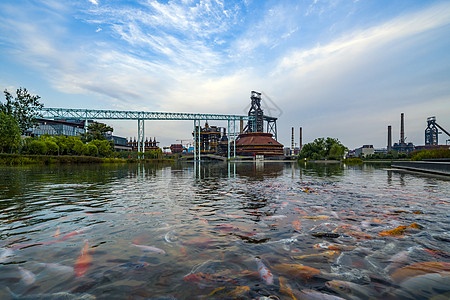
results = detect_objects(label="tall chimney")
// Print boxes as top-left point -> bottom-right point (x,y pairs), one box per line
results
400,113 -> 405,144
299,127 -> 303,151
291,127 -> 294,155
387,125 -> 392,152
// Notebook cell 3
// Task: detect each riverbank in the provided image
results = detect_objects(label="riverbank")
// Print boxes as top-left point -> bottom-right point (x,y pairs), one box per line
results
0,153 -> 174,165
391,160 -> 450,176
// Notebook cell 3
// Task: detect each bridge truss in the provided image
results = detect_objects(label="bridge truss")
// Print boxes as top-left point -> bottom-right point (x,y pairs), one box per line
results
39,107 -> 254,160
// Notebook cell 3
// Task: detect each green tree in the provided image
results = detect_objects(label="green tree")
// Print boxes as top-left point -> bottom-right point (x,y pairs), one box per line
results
89,140 -> 112,157
45,140 -> 59,155
0,111 -> 21,153
81,122 -> 113,142
73,139 -> 86,155
27,140 -> 48,155
299,137 -> 347,160
1,88 -> 44,134
86,144 -> 98,156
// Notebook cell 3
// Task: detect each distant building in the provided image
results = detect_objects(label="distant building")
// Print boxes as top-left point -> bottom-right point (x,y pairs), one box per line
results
374,148 -> 387,154
354,145 -> 374,157
170,144 -> 183,154
414,145 -> 450,151
392,142 -> 415,153
28,119 -> 85,137
105,134 -> 132,152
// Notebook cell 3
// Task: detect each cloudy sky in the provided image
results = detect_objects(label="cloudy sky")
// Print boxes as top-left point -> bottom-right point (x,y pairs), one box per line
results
1,0 -> 449,149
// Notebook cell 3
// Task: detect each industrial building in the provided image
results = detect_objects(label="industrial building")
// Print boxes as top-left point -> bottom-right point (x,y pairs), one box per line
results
192,122 -> 228,155
235,91 -> 284,157
29,119 -> 85,137
127,137 -> 159,152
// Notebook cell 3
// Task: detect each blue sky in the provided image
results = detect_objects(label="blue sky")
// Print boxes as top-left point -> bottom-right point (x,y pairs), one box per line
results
1,0 -> 450,149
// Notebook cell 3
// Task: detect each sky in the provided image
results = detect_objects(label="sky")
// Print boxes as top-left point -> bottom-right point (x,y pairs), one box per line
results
1,0 -> 450,149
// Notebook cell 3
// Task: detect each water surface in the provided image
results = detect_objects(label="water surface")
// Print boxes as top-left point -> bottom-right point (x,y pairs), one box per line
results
0,162 -> 449,299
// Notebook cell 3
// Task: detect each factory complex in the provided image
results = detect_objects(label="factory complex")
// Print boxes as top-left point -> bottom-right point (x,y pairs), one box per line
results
27,92 -> 449,160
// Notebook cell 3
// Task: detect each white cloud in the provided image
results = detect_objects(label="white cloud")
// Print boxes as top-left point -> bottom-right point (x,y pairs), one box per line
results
88,0 -> 98,5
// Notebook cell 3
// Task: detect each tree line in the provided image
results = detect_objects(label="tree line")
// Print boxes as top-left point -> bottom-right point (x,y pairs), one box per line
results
0,88 -> 122,158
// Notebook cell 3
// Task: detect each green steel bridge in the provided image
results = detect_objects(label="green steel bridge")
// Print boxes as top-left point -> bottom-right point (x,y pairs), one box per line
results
38,107 -> 277,160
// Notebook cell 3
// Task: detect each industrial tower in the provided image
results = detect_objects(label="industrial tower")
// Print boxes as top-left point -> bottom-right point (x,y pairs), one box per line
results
425,116 -> 450,145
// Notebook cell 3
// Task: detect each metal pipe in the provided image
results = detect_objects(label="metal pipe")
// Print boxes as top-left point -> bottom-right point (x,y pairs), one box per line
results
400,113 -> 405,144
193,120 -> 196,161
387,125 -> 392,152
291,127 -> 294,155
299,127 -> 302,151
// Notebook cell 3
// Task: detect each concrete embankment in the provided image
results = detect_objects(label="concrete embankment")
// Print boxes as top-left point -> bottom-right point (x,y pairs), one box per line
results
391,161 -> 450,176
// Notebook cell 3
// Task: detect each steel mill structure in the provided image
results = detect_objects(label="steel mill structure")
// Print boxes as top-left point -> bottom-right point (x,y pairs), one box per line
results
425,116 -> 450,145
235,91 -> 284,158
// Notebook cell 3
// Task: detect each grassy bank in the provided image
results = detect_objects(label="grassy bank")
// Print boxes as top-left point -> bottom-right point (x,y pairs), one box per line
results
0,153 -> 174,166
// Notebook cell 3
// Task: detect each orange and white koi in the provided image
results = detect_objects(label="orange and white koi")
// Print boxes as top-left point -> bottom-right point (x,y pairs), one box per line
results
255,257 -> 273,285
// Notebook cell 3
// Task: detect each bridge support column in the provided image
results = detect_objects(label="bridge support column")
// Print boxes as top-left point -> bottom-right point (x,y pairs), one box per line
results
227,120 -> 230,160
137,119 -> 144,158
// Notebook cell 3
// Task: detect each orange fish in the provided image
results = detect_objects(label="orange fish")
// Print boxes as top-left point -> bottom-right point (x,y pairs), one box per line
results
272,263 -> 320,280
293,208 -> 308,215
279,276 -> 296,300
390,261 -> 450,283
183,272 -> 237,285
292,220 -> 301,232
74,241 -> 92,277
61,229 -> 85,241
379,223 -> 422,237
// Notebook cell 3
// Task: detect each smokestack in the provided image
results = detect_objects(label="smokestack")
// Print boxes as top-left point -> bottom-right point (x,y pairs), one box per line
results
387,125 -> 392,152
299,127 -> 303,151
400,113 -> 405,144
291,127 -> 294,155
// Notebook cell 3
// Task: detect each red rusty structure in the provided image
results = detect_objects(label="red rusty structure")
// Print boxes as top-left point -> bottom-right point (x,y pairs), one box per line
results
235,91 -> 284,157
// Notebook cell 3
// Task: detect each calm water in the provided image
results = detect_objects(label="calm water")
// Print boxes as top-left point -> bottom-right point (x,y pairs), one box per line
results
0,162 -> 449,299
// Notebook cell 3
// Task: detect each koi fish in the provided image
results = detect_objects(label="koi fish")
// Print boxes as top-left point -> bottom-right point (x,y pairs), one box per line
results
293,207 -> 308,215
207,286 -> 250,298
379,223 -> 423,237
0,248 -> 13,262
292,289 -> 345,300
313,242 -> 356,251
390,261 -> 450,283
183,272 -> 237,286
61,229 -> 85,241
302,215 -> 330,220
52,226 -> 60,238
279,276 -> 295,299
36,262 -> 74,273
133,244 -> 166,254
272,263 -> 320,280
214,223 -> 239,231
18,266 -> 36,285
74,241 -> 92,277
293,250 -> 339,260
326,280 -> 377,299
292,220 -> 301,232
264,215 -> 287,220
255,257 -> 273,285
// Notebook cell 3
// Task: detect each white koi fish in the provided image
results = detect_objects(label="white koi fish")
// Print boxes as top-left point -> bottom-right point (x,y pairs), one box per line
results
255,257 -> 273,285
133,244 -> 166,254
0,248 -> 13,263
36,262 -> 74,273
18,266 -> 36,285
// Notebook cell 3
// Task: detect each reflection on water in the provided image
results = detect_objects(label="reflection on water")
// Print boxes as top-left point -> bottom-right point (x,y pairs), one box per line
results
0,162 -> 449,299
